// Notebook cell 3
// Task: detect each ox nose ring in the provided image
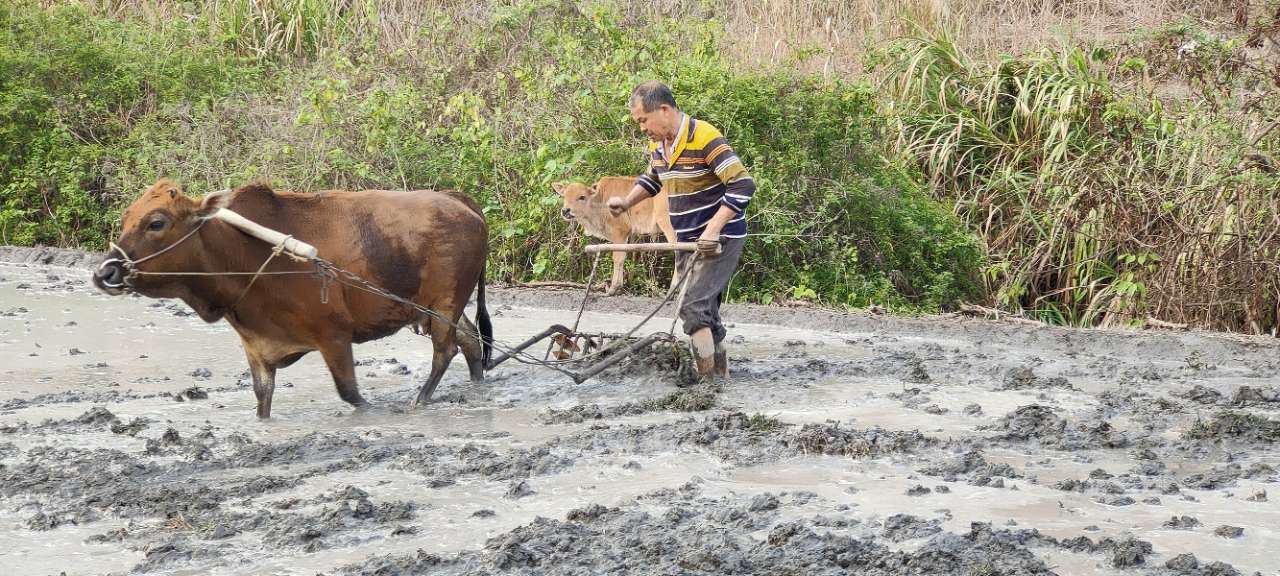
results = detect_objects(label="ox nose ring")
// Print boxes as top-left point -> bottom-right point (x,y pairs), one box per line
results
94,258 -> 128,288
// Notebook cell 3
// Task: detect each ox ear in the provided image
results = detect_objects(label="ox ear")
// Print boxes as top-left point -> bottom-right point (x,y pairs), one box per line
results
551,182 -> 566,195
196,189 -> 231,218
588,183 -> 600,196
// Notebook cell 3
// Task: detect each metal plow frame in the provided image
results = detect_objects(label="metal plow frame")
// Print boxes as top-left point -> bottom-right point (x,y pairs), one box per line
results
484,326 -> 676,384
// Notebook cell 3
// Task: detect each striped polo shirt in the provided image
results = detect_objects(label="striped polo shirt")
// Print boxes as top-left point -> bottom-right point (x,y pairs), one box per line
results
635,114 -> 755,242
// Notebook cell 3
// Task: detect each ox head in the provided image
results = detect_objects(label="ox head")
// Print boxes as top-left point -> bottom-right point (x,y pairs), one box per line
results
92,179 -> 226,297
552,181 -> 599,222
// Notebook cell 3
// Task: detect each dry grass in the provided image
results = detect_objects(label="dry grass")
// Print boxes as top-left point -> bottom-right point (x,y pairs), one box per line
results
884,18 -> 1280,332
65,0 -> 1245,73
688,0 -> 1239,76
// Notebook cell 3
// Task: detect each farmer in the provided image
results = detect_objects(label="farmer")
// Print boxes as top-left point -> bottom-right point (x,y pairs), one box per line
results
608,80 -> 756,381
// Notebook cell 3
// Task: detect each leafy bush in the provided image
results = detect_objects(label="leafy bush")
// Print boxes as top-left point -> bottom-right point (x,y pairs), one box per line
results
0,3 -> 258,246
0,1 -> 982,312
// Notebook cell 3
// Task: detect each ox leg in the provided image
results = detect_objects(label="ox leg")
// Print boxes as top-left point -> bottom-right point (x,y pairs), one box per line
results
246,352 -> 277,420
456,314 -> 485,384
318,339 -> 369,410
414,320 -> 458,407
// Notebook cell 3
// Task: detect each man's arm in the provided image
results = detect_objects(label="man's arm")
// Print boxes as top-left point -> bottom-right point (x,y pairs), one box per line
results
697,137 -> 756,254
610,155 -> 662,216
609,184 -> 653,216
698,205 -> 739,241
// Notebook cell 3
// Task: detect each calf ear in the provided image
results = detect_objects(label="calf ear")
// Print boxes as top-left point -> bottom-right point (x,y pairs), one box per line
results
551,182 -> 565,195
588,184 -> 599,196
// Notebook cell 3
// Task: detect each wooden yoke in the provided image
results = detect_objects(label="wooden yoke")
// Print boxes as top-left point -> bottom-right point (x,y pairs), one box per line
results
212,208 -> 319,260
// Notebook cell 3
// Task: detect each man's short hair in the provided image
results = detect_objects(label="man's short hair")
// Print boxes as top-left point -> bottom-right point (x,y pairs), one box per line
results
630,81 -> 677,112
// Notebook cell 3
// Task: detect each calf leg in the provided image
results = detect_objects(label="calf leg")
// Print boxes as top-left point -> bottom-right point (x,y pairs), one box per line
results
318,338 -> 368,409
245,351 -> 277,419
606,249 -> 626,295
414,318 -> 459,407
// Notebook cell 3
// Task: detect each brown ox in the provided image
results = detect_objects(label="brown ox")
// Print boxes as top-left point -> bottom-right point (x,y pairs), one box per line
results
91,179 -> 492,418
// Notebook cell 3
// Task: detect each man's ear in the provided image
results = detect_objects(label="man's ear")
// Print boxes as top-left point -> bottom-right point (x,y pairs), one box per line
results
552,182 -> 566,195
196,189 -> 231,218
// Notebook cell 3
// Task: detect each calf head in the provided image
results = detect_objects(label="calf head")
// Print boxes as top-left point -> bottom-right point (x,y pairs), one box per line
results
552,181 -> 600,222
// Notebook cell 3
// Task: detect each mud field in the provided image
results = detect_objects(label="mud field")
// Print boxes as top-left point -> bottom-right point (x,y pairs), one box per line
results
1,246 -> 1277,576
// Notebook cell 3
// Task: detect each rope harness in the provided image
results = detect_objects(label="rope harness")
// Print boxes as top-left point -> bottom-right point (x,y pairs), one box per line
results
311,251 -> 700,378
103,219 -> 315,312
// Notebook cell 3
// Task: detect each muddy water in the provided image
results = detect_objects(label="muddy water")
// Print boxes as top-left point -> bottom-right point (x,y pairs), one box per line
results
1,249 -> 1278,575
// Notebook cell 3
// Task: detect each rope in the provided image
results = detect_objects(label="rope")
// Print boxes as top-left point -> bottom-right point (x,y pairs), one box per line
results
570,252 -> 602,335
311,252 -> 700,374
130,271 -> 315,277
669,252 -> 695,336
315,262 -> 590,378
229,237 -> 296,310
551,255 -> 696,361
111,219 -> 208,269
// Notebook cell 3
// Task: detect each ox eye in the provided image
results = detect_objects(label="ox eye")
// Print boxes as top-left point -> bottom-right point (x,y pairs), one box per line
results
578,195 -> 586,201
147,219 -> 165,231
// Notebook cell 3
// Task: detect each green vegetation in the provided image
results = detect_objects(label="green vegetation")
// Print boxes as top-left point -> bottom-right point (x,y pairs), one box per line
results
2,1 -> 1278,332
0,0 -> 979,312
745,413 -> 787,433
0,3 -> 258,247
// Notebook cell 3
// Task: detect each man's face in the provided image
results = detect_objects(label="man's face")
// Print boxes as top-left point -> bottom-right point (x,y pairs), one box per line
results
631,102 -> 676,142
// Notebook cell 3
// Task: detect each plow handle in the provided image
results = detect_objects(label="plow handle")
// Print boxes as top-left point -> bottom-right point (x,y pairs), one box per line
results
584,242 -> 719,255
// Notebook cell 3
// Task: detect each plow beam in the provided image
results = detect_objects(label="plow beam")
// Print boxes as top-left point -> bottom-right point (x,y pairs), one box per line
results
484,324 -> 575,370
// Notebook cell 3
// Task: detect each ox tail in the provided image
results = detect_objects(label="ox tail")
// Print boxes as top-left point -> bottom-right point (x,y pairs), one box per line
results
476,261 -> 493,366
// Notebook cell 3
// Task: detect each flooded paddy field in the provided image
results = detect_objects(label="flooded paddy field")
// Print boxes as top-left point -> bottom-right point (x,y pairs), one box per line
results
0,246 -> 1276,575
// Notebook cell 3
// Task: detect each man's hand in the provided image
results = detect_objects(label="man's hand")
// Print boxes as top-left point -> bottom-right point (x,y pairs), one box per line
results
696,231 -> 722,257
695,205 -> 738,257
607,197 -> 628,217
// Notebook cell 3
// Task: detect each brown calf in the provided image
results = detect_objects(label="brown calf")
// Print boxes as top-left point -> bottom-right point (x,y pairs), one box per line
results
554,176 -> 676,294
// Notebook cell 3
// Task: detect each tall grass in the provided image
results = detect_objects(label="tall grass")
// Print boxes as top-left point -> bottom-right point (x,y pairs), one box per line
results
883,20 -> 1280,332
73,0 -> 1246,69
